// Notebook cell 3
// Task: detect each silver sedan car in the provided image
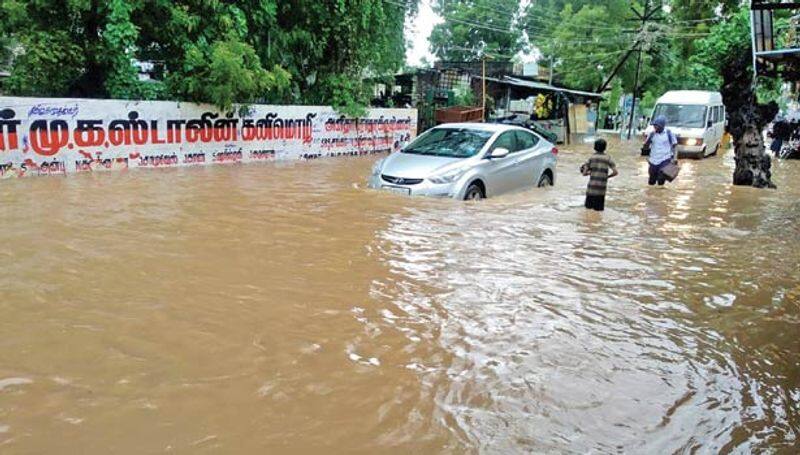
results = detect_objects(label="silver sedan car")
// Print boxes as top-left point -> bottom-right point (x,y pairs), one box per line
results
368,123 -> 558,200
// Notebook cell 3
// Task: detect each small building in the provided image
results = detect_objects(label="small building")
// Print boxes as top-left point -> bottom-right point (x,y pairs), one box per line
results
370,63 -> 603,141
474,75 -> 603,143
751,1 -> 800,78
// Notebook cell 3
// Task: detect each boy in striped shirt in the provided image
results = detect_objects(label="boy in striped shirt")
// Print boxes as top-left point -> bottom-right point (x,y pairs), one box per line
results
581,139 -> 618,211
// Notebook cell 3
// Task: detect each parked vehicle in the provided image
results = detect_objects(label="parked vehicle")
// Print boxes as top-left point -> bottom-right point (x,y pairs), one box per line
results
644,90 -> 726,159
368,123 -> 558,200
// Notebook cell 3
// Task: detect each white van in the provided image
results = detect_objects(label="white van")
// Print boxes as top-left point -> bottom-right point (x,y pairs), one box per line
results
646,91 -> 726,159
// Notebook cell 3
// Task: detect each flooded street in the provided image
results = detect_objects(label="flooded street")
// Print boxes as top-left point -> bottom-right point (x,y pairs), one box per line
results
1,138 -> 798,453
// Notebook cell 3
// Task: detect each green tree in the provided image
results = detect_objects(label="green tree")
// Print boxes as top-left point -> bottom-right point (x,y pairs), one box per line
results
686,6 -> 783,101
0,0 -> 418,114
608,81 -> 623,113
103,0 -> 154,100
527,0 -> 742,96
267,0 -> 414,115
429,0 -> 525,61
2,31 -> 84,97
0,35 -> 13,72
535,4 -> 629,91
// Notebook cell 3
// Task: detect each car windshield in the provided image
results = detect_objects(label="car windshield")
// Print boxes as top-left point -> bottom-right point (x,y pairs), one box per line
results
402,128 -> 493,158
653,104 -> 708,128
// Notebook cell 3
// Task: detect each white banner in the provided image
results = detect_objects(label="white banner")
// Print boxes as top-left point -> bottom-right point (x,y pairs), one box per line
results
0,97 -> 417,178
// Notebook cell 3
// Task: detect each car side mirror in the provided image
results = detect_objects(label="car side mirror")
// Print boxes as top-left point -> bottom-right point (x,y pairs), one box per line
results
707,120 -> 713,128
489,147 -> 510,159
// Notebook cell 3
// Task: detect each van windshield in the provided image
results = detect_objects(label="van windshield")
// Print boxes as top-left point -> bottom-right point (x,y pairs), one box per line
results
653,104 -> 708,128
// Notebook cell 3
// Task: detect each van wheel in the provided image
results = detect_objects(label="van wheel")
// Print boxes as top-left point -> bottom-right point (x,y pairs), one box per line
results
709,143 -> 719,157
464,183 -> 485,201
537,173 -> 553,187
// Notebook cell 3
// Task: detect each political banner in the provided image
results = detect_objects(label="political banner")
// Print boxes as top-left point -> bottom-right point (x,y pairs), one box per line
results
0,97 -> 417,178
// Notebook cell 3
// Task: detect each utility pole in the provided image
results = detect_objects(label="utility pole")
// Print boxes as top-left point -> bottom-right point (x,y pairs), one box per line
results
482,56 -> 487,121
627,40 -> 644,140
626,0 -> 661,140
549,55 -> 554,85
595,44 -> 637,93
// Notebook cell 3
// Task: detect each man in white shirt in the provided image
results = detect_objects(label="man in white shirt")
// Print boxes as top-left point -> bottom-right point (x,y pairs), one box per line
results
643,115 -> 677,185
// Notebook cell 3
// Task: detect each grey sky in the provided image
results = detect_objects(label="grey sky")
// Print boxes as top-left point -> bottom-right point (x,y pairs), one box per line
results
405,2 -> 440,66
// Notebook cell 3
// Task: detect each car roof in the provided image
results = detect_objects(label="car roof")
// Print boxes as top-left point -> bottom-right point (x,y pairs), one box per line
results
433,122 -> 521,133
657,90 -> 722,105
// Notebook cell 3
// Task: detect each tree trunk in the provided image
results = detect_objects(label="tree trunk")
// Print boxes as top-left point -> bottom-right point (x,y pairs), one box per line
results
732,125 -> 775,187
720,50 -> 779,189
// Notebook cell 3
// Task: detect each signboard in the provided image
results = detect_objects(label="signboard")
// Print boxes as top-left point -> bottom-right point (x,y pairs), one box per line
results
0,97 -> 417,178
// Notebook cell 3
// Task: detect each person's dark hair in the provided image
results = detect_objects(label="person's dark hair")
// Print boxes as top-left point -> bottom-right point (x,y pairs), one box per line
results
594,138 -> 607,153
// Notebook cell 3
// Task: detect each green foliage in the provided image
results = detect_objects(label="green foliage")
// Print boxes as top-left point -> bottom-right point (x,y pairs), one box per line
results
520,0 -> 789,108
607,82 -> 623,113
0,0 -> 418,113
3,0 -> 782,115
310,73 -> 369,118
430,0 -> 524,60
683,6 -> 783,102
168,39 -> 290,111
4,31 -> 84,96
103,0 -> 152,100
640,90 -> 657,112
685,8 -> 751,90
0,36 -> 12,71
525,0 -> 640,91
535,3 -> 629,91
453,87 -> 476,106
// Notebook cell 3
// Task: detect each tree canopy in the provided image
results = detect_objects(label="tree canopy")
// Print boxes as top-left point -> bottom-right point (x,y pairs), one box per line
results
429,0 -> 525,61
0,0 -> 790,115
423,0 -> 766,114
0,0 -> 418,114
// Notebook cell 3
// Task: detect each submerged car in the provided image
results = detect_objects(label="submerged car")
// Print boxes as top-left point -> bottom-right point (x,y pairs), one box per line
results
368,123 -> 558,200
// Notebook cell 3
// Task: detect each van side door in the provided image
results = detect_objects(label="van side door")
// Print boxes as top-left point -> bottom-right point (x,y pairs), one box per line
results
712,106 -> 723,150
705,106 -> 718,153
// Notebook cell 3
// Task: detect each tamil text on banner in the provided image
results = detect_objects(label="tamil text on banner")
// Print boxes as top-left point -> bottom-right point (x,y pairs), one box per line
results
0,97 -> 418,178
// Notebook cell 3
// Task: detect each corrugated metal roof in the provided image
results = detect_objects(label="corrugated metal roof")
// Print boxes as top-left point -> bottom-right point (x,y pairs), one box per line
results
477,75 -> 603,98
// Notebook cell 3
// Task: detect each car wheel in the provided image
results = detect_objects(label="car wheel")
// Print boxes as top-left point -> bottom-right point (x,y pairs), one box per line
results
537,172 -> 553,187
464,183 -> 485,201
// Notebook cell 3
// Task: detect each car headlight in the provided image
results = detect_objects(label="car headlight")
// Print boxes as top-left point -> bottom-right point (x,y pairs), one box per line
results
685,138 -> 702,146
428,168 -> 465,184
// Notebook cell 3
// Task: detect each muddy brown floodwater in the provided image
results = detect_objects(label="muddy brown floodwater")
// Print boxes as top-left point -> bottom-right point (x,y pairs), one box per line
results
0,138 -> 798,453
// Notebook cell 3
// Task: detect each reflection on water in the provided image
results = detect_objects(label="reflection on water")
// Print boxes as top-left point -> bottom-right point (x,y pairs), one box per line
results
0,139 -> 798,453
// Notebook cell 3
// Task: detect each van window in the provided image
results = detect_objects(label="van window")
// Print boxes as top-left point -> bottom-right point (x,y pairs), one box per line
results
715,106 -> 722,123
653,104 -> 708,129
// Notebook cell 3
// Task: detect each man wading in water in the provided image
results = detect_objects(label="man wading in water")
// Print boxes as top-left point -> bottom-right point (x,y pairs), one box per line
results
581,138 -> 618,211
643,115 -> 677,186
